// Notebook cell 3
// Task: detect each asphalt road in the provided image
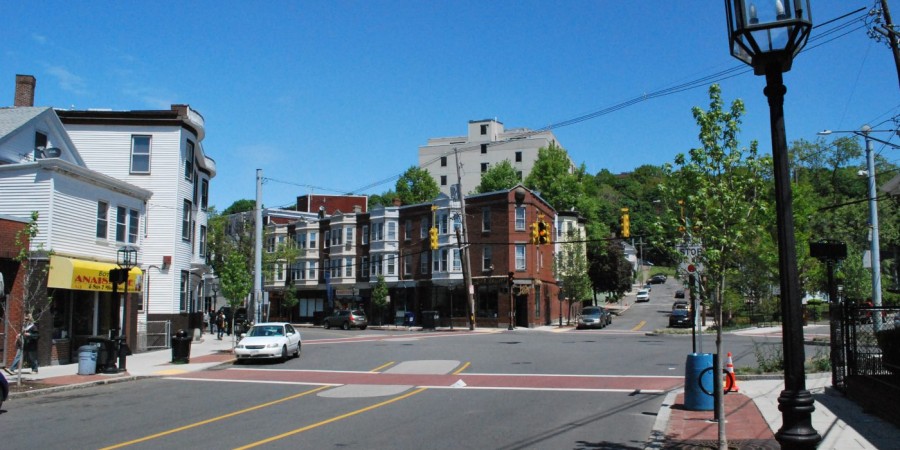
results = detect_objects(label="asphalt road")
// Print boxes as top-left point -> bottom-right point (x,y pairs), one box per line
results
4,279 -> 824,449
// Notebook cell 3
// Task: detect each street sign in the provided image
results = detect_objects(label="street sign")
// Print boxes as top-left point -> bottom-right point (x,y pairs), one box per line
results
675,244 -> 702,259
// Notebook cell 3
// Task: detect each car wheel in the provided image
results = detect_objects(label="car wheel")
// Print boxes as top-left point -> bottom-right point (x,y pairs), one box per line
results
324,321 -> 331,330
281,345 -> 288,362
342,321 -> 350,330
359,325 -> 367,330
294,342 -> 301,358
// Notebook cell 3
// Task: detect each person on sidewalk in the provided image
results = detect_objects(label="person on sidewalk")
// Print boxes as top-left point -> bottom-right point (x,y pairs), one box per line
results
208,308 -> 216,335
202,310 -> 210,335
216,311 -> 225,340
6,315 -> 38,374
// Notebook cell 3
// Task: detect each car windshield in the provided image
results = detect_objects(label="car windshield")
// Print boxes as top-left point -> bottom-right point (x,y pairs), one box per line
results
581,308 -> 601,316
672,310 -> 688,317
351,310 -> 365,316
638,290 -> 648,295
249,325 -> 283,337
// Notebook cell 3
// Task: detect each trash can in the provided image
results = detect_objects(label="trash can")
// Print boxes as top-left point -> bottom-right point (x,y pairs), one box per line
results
77,345 -> 98,375
404,311 -> 415,326
684,353 -> 714,411
171,329 -> 192,364
421,311 -> 439,329
87,337 -> 118,374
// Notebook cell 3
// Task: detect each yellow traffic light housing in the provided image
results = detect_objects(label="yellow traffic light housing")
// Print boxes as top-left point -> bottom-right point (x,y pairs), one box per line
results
429,227 -> 439,250
537,220 -> 551,245
530,222 -> 539,244
620,207 -> 630,238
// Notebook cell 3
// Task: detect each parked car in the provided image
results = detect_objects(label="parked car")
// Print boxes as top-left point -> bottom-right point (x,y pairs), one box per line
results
674,289 -> 685,299
669,309 -> 692,328
650,275 -> 667,284
644,283 -> 652,292
636,289 -> 650,302
672,300 -> 688,311
234,322 -> 301,362
323,309 -> 368,330
576,306 -> 612,329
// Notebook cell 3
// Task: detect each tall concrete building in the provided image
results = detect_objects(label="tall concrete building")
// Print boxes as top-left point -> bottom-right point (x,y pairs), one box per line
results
418,119 -> 568,197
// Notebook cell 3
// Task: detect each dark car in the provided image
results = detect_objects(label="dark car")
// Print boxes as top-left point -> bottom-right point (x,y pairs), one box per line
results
576,306 -> 612,329
669,309 -> 692,328
650,275 -> 667,284
323,310 -> 368,330
672,300 -> 689,311
674,290 -> 685,299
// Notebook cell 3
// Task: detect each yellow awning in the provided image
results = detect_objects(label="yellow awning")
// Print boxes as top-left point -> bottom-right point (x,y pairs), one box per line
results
48,255 -> 143,292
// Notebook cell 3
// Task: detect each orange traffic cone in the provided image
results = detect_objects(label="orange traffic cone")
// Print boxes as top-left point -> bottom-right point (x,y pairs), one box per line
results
725,351 -> 740,392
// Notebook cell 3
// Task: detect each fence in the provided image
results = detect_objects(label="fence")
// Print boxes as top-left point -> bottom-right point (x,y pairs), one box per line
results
833,304 -> 900,428
140,320 -> 171,351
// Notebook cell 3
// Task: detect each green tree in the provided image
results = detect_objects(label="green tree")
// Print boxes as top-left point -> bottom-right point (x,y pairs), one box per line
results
222,199 -> 255,215
219,248 -> 252,345
396,166 -> 440,205
554,229 -> 592,324
657,85 -> 768,433
282,285 -> 298,323
369,190 -> 398,208
371,275 -> 389,325
475,159 -> 521,193
524,142 -> 581,211
588,239 -> 632,302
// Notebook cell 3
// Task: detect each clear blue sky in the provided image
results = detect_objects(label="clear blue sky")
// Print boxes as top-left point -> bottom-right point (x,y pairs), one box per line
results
4,1 -> 898,210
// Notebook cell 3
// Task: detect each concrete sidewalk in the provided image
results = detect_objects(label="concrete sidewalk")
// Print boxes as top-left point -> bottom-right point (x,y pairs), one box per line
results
648,373 -> 900,449
4,332 -> 238,397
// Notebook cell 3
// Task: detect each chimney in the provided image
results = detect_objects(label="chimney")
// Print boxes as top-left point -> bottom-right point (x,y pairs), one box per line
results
14,75 -> 36,107
392,198 -> 402,207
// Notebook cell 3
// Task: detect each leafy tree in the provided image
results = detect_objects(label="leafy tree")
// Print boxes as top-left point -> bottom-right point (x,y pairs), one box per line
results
524,142 -> 581,211
475,159 -> 521,193
8,212 -> 53,385
554,229 -> 592,321
222,199 -> 255,215
657,85 -> 768,434
282,285 -> 298,323
369,190 -> 398,208
396,166 -> 440,205
587,239 -> 632,302
371,275 -> 389,325
219,248 -> 252,346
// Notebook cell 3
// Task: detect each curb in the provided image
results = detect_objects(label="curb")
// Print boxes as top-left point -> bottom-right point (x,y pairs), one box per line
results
8,375 -> 147,399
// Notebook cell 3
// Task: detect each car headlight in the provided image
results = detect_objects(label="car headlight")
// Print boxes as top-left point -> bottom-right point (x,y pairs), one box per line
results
266,343 -> 280,348
236,344 -> 244,349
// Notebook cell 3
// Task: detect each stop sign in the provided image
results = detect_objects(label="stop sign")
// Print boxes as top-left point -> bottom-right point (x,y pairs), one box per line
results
687,264 -> 696,273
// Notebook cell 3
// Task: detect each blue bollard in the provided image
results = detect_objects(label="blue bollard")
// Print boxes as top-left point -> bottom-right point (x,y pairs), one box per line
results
684,353 -> 714,411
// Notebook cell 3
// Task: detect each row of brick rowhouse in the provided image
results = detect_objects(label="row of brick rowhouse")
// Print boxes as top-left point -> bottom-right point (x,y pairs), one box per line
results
258,186 -> 584,329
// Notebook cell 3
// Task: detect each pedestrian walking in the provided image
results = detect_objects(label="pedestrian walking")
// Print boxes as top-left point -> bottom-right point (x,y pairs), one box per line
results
202,310 -> 210,335
6,314 -> 38,374
216,311 -> 225,340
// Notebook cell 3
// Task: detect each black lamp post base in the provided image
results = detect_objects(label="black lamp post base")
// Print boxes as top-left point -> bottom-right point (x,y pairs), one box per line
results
775,389 -> 821,449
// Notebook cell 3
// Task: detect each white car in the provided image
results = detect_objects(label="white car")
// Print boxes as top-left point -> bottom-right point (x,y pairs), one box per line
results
234,322 -> 301,362
636,289 -> 650,302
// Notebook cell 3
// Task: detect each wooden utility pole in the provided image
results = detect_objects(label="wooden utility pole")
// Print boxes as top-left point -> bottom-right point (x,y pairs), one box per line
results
880,0 -> 900,90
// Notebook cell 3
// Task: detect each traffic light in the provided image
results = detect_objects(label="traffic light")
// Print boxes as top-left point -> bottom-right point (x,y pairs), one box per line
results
620,208 -> 630,238
508,271 -> 515,286
537,220 -> 551,245
530,222 -> 539,244
429,227 -> 439,250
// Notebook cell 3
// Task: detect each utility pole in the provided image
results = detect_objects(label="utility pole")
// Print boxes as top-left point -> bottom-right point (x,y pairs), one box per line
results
880,0 -> 900,90
253,169 -> 263,324
863,127 -> 883,315
453,148 -> 476,330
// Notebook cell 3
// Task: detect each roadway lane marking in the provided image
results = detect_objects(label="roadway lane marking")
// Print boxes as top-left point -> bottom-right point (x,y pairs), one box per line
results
453,362 -> 470,375
99,385 -> 330,450
631,320 -> 646,331
370,361 -> 395,372
235,387 -> 428,450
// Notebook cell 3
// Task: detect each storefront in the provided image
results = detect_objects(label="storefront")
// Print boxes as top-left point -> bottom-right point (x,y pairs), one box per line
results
46,255 -> 142,364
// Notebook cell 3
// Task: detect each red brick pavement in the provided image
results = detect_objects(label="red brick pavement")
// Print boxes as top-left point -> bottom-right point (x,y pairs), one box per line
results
664,392 -> 778,449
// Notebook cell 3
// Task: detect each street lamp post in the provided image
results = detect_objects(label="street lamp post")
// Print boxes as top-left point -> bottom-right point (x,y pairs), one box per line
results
116,245 -> 138,373
725,1 -> 821,448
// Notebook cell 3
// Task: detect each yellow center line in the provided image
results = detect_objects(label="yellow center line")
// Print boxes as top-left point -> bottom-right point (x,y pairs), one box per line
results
370,361 -> 395,372
99,385 -> 330,450
235,388 -> 428,450
631,320 -> 646,331
452,362 -> 470,375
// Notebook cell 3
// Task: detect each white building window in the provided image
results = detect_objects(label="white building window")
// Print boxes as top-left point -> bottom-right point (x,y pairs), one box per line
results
515,207 -> 526,230
182,200 -> 192,241
344,258 -> 353,277
345,227 -> 353,244
515,244 -> 526,270
420,253 -> 429,274
308,261 -> 317,280
386,255 -> 396,275
452,249 -> 461,272
131,135 -> 151,174
96,201 -> 108,239
362,225 -> 369,244
387,222 -> 396,241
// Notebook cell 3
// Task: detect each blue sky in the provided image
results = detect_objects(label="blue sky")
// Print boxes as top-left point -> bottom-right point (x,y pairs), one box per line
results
4,1 -> 898,210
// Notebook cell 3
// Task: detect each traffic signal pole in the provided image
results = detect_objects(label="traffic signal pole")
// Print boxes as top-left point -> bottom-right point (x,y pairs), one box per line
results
453,148 -> 476,330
